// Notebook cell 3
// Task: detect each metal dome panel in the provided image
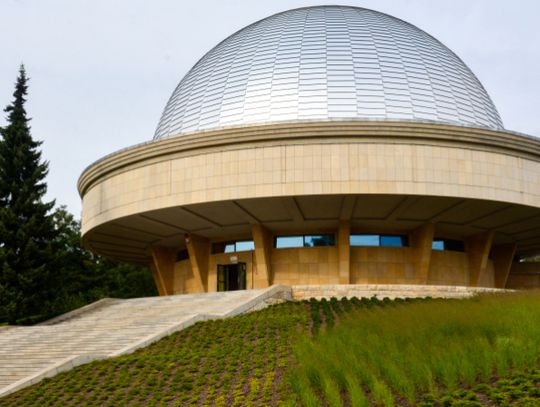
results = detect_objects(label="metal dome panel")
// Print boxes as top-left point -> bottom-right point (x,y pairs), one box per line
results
154,6 -> 503,139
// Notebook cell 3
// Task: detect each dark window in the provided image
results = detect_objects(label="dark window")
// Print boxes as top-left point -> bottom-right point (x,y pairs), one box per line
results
212,241 -> 232,254
176,249 -> 189,261
350,234 -> 409,247
432,238 -> 465,252
274,234 -> 335,248
304,234 -> 335,247
381,235 -> 408,247
445,239 -> 465,252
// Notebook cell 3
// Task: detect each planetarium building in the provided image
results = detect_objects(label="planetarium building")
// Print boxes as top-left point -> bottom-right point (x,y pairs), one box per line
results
78,6 -> 540,295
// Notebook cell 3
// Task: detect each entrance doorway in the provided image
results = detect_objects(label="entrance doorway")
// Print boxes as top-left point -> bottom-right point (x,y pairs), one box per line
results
217,263 -> 247,291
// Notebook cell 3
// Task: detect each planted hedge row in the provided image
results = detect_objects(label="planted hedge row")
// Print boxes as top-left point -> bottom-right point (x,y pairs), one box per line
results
309,295 -> 430,334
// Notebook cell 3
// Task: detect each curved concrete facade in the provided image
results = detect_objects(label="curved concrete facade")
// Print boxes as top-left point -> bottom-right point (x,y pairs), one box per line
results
78,6 -> 540,294
79,121 -> 540,294
80,121 -> 540,230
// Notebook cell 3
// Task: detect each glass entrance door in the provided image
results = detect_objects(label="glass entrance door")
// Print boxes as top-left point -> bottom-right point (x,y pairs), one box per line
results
217,263 -> 247,291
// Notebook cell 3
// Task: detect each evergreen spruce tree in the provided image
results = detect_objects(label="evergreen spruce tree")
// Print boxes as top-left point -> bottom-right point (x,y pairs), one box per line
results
0,65 -> 57,324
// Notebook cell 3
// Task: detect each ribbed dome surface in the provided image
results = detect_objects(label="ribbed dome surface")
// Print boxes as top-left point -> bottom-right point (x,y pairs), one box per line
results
154,6 -> 503,139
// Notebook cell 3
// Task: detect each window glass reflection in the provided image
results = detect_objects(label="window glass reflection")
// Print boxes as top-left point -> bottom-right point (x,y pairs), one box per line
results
275,236 -> 303,248
212,240 -> 255,254
236,241 -> 255,252
304,235 -> 335,247
350,234 -> 409,247
350,234 -> 379,246
274,234 -> 336,248
380,235 -> 407,247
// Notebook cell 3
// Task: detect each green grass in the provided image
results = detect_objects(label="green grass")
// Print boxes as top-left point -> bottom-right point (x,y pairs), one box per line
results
0,300 -> 310,407
288,292 -> 540,406
1,293 -> 540,406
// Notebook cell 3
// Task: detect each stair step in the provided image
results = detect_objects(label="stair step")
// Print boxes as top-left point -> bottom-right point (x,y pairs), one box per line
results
0,287 -> 287,398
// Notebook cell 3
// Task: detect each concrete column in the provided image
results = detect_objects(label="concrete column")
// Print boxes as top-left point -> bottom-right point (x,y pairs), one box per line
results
466,231 -> 494,287
149,264 -> 166,296
492,243 -> 517,288
411,223 -> 435,283
150,246 -> 176,296
337,220 -> 351,284
185,234 -> 210,293
251,224 -> 272,288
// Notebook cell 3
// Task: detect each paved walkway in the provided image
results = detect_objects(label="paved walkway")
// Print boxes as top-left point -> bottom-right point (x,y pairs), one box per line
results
0,286 -> 290,397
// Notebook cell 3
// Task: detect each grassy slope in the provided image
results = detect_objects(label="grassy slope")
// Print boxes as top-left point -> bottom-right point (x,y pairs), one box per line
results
290,293 -> 540,406
1,294 -> 539,406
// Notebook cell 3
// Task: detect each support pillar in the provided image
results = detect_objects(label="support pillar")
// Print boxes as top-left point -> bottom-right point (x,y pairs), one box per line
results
251,224 -> 272,288
150,246 -> 176,296
492,243 -> 517,288
411,223 -> 435,284
337,220 -> 351,284
466,231 -> 494,287
185,234 -> 210,293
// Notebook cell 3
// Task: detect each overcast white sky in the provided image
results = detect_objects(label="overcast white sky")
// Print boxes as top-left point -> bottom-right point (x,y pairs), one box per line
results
1,0 -> 539,217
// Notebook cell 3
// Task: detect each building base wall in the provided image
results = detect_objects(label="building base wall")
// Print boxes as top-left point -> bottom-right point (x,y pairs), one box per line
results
167,247 -> 500,294
507,262 -> 540,289
271,247 -> 340,286
290,284 -> 510,300
351,247 -> 414,284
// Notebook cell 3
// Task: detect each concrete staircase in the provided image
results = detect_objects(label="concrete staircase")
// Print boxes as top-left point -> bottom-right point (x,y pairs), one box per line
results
0,285 -> 291,398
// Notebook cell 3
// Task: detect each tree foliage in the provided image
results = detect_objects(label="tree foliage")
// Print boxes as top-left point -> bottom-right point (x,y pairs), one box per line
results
0,66 -> 57,323
0,67 -> 157,325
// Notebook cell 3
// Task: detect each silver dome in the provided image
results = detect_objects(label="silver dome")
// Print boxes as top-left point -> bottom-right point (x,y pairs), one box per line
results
154,6 -> 503,139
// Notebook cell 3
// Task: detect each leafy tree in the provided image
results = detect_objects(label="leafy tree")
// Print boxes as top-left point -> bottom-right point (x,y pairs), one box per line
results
0,66 -> 57,324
